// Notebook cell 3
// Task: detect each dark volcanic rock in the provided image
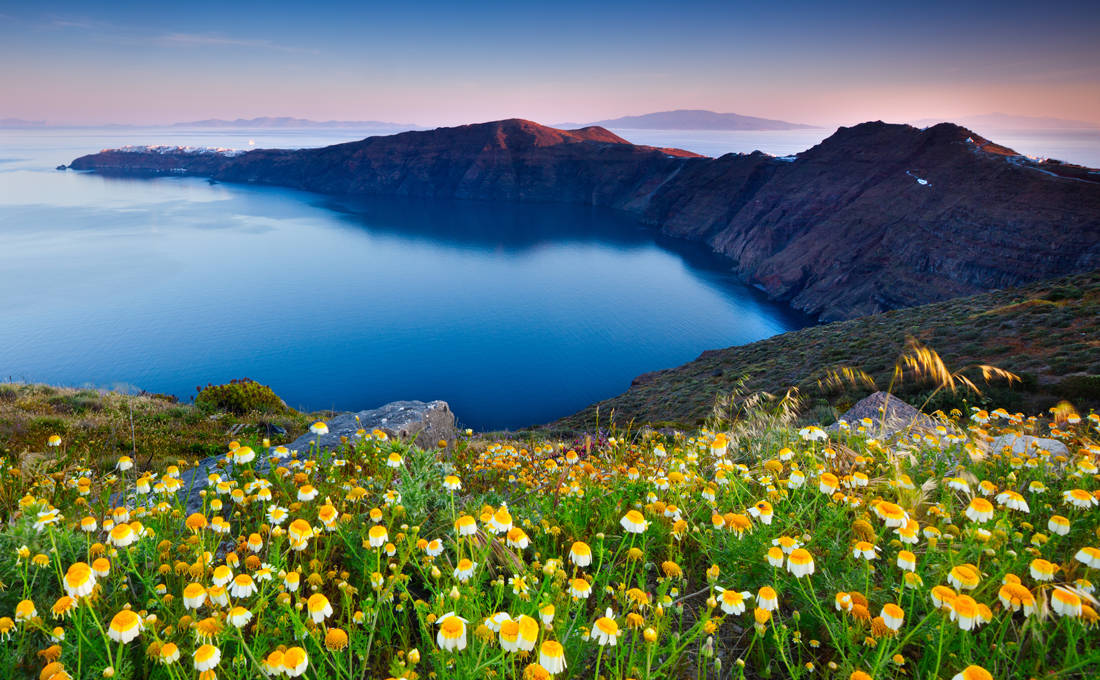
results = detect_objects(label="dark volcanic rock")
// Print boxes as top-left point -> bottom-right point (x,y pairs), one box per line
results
70,119 -> 1100,320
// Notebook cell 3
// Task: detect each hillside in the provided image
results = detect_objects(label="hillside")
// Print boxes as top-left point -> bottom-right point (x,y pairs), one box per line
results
70,118 -> 1100,320
0,382 -> 318,470
556,270 -> 1100,430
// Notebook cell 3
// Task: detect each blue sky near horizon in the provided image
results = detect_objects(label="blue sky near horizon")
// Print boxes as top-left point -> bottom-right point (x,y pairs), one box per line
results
2,0 -> 1099,127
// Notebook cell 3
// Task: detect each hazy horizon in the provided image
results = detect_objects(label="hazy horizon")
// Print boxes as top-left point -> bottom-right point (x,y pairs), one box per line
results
6,110 -> 1100,132
3,1 -> 1099,129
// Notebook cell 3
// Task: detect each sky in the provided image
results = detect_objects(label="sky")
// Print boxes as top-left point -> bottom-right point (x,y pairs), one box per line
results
2,0 -> 1099,128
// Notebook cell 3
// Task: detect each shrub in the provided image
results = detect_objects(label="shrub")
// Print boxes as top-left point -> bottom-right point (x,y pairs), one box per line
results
29,415 -> 68,434
46,392 -> 103,415
1045,284 -> 1083,301
1056,375 -> 1100,404
194,378 -> 286,415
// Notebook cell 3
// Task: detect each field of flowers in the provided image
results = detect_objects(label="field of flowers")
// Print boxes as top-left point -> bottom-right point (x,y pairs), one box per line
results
2,401 -> 1099,679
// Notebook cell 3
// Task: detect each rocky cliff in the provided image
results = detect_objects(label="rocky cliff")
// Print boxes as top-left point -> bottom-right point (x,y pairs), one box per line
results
70,118 -> 1100,320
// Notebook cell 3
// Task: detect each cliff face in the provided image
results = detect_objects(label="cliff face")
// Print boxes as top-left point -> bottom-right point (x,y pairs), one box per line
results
70,118 -> 1100,320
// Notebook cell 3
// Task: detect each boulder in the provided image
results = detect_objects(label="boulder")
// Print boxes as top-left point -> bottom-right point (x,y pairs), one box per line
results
171,399 -> 455,514
987,434 -> 1069,457
285,400 -> 455,454
828,391 -> 938,439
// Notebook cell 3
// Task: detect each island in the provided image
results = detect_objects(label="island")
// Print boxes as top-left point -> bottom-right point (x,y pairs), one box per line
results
70,118 -> 1100,321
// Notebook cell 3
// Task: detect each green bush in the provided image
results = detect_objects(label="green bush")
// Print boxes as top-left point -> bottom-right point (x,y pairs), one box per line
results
1056,375 -> 1100,404
46,392 -> 103,415
29,415 -> 68,434
1045,284 -> 1083,301
194,378 -> 286,415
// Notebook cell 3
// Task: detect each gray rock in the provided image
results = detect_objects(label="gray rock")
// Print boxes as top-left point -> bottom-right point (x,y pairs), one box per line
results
827,391 -> 938,439
988,434 -> 1069,457
285,400 -> 455,454
262,423 -> 289,437
169,400 -> 454,514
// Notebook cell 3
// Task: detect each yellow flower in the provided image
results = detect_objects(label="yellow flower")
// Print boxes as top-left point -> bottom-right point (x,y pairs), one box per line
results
283,647 -> 309,677
193,644 -> 220,672
436,612 -> 468,652
952,666 -> 993,680
306,593 -> 332,623
787,548 -> 814,577
325,627 -> 349,651
539,640 -> 566,674
107,609 -> 144,644
63,563 -> 96,598
620,510 -> 647,533
568,541 -> 592,567
592,608 -> 620,646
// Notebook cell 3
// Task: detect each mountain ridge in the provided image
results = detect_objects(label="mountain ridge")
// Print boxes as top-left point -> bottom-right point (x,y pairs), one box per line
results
69,117 -> 1100,321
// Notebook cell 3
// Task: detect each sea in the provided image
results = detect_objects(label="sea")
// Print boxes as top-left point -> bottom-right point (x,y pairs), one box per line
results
1,125 -> 1097,429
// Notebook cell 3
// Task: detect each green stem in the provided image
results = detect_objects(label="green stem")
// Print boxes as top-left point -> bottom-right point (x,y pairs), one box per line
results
84,603 -> 116,671
932,614 -> 947,679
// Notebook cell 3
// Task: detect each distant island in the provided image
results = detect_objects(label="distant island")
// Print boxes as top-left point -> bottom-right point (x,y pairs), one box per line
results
0,117 -> 48,128
0,116 -> 421,130
69,118 -> 1100,321
171,116 -> 423,130
558,109 -> 816,130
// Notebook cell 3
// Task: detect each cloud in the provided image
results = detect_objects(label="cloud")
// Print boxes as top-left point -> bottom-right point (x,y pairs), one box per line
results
49,18 -> 114,30
155,32 -> 319,55
39,15 -> 318,55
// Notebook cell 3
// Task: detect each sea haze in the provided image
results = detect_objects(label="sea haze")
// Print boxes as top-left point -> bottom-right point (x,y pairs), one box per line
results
0,128 -> 812,429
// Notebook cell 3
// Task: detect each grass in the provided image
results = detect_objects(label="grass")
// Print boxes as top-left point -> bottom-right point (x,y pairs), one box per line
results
555,270 -> 1100,432
0,383 -> 319,472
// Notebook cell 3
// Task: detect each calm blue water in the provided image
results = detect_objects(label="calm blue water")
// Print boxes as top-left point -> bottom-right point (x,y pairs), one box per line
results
0,128 -> 811,429
6,125 -> 1092,429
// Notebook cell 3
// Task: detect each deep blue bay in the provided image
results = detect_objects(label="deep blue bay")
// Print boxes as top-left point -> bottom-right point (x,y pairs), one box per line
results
2,128 -> 818,429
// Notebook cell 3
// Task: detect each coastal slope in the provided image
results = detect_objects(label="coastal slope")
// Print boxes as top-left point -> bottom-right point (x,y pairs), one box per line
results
70,118 -> 1100,320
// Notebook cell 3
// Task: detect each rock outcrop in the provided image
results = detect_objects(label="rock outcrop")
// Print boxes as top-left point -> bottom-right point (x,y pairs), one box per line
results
828,391 -> 938,439
284,400 -> 455,454
987,434 -> 1069,457
70,119 -> 1100,320
170,400 -> 454,513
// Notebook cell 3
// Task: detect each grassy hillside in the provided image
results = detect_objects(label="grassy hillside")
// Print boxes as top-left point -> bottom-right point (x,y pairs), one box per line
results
0,382 -> 317,471
557,270 -> 1100,431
